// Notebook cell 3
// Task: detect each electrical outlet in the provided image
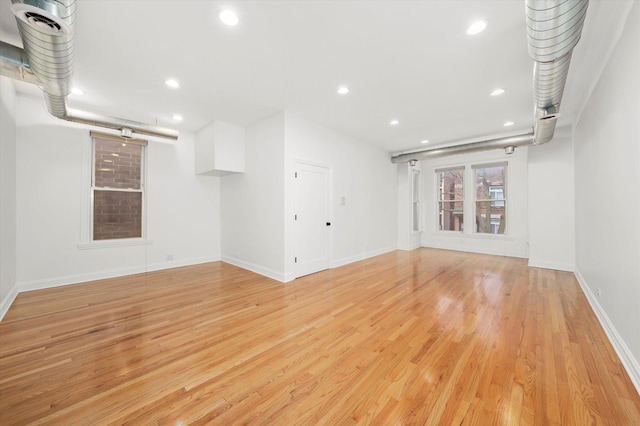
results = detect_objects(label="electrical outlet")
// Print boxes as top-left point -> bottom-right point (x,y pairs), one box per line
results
596,288 -> 601,297
166,254 -> 174,261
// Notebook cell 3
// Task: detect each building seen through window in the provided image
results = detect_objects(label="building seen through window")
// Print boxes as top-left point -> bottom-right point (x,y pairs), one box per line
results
91,133 -> 146,241
475,165 -> 506,234
437,168 -> 464,232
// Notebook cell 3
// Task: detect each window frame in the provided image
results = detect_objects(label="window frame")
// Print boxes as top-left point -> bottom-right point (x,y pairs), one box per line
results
411,167 -> 421,233
435,166 -> 465,232
78,132 -> 151,249
473,162 -> 507,235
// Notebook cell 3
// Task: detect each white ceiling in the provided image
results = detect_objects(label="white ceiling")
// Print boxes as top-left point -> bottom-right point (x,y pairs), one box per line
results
0,1 -> 629,153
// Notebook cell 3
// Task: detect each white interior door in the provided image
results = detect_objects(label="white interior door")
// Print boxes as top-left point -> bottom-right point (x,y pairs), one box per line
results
295,162 -> 331,278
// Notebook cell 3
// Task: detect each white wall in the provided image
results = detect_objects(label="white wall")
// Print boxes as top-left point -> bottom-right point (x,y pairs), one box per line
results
527,126 -> 575,271
14,95 -> 220,290
0,77 -> 17,319
221,111 -> 397,282
220,112 -> 286,281
283,112 -> 397,278
573,3 -> 640,389
421,147 -> 529,258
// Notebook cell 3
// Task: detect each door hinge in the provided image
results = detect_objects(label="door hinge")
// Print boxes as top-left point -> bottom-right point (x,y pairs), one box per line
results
295,214 -> 297,220
295,257 -> 297,263
295,172 -> 298,178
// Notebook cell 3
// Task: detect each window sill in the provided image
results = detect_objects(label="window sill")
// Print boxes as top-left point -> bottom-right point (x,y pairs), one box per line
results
77,238 -> 153,250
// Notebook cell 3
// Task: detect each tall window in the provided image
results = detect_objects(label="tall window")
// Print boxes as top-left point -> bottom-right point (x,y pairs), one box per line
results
474,163 -> 506,234
91,133 -> 146,241
437,167 -> 464,231
412,168 -> 421,232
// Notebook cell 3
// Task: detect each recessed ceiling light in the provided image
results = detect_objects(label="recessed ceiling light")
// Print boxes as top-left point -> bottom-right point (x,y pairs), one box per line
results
172,114 -> 184,121
490,88 -> 505,96
504,121 -> 515,127
219,9 -> 239,26
390,119 -> 400,126
421,140 -> 429,144
71,87 -> 84,95
165,79 -> 180,88
337,86 -> 349,95
467,20 -> 487,35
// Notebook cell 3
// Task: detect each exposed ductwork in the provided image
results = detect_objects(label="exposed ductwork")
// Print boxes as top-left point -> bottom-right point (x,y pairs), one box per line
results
0,40 -> 40,85
391,132 -> 534,164
0,0 -> 178,140
391,0 -> 589,164
528,0 -> 589,144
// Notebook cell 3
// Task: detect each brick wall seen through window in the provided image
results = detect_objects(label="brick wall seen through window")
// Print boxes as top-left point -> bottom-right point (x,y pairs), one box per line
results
92,136 -> 145,241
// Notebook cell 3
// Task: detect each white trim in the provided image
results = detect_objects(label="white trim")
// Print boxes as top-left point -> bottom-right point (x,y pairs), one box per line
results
80,134 -> 92,242
145,256 -> 219,272
527,259 -> 575,272
365,246 -> 396,259
15,256 -> 219,294
331,246 -> 397,268
223,247 -> 397,283
331,253 -> 364,269
574,268 -> 640,395
221,255 -> 290,283
396,241 -> 421,252
86,135 -> 149,243
78,238 -> 154,250
421,242 -> 528,259
0,283 -> 19,322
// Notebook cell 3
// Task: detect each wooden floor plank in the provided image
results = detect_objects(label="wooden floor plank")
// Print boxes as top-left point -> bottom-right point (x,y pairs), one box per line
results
0,248 -> 638,425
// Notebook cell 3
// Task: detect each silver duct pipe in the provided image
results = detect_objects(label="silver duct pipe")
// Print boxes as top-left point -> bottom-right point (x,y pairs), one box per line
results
528,0 -> 589,144
12,0 -> 75,109
0,0 -> 178,141
0,40 -> 40,85
391,0 -> 589,164
65,108 -> 180,140
391,132 -> 534,164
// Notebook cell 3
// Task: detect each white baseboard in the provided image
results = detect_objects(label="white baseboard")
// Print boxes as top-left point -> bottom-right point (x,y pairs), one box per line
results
221,248 -> 398,283
421,242 -> 528,259
574,268 -> 640,395
365,246 -> 396,259
331,246 -> 396,269
331,253 -> 364,269
0,283 -> 19,322
221,255 -> 288,283
16,256 -> 220,294
528,259 -> 575,272
146,256 -> 220,273
397,242 -> 421,251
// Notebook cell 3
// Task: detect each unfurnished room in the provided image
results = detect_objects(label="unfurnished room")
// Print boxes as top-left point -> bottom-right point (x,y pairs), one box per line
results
0,0 -> 639,424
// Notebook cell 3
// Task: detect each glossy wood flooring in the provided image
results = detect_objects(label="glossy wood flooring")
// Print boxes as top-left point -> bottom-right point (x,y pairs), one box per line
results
1,249 -> 639,425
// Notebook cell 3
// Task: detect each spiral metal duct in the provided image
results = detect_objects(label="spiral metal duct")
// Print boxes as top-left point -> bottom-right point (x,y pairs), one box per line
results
527,0 -> 589,144
11,0 -> 75,117
0,0 -> 178,140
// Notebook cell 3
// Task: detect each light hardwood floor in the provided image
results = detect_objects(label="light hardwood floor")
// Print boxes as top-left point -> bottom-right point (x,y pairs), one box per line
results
1,248 -> 639,425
